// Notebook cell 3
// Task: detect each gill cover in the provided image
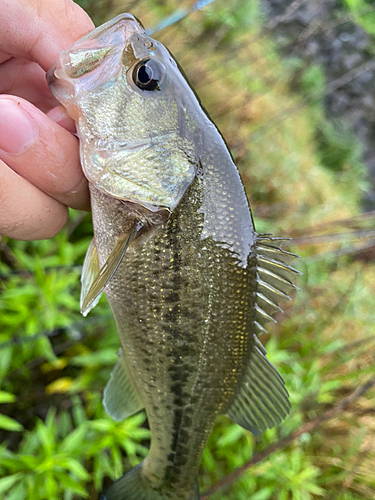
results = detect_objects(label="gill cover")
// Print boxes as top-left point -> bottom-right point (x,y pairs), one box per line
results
47,14 -> 199,212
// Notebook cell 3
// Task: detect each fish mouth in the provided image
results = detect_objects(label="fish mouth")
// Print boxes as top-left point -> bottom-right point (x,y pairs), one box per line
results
47,14 -> 145,102
77,13 -> 143,43
46,63 -> 57,87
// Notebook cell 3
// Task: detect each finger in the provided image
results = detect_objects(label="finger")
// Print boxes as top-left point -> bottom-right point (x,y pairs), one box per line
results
0,58 -> 58,112
0,0 -> 94,71
47,106 -> 77,134
0,158 -> 68,240
0,95 -> 89,211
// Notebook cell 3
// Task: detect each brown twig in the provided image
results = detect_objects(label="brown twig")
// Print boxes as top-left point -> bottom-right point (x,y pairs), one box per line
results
201,375 -> 375,499
266,0 -> 311,31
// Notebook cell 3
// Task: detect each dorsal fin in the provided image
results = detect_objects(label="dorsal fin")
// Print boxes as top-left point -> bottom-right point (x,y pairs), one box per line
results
225,234 -> 300,435
227,345 -> 290,435
253,234 -> 302,336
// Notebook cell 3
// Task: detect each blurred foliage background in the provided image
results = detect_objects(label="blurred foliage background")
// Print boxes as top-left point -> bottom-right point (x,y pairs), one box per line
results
1,0 -> 375,499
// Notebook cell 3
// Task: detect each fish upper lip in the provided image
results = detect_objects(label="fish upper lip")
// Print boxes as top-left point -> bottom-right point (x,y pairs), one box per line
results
79,13 -> 142,43
48,13 -> 144,88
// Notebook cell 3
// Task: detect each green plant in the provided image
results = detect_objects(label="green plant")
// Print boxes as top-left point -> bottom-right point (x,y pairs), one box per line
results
2,1 -> 375,499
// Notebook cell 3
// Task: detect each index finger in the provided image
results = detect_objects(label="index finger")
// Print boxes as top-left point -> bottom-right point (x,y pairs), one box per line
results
0,0 -> 94,70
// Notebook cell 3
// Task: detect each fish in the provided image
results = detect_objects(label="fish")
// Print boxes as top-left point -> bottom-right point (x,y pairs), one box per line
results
47,13 -> 300,500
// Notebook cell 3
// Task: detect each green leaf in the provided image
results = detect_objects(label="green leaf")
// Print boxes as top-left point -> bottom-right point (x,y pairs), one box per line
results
54,471 -> 88,496
60,423 -> 88,454
4,479 -> 27,500
71,349 -> 117,367
45,473 -> 59,497
0,415 -> 23,432
90,419 -> 113,432
0,391 -> 16,404
57,458 -> 90,480
216,424 -> 244,447
0,475 -> 20,495
250,488 -> 274,500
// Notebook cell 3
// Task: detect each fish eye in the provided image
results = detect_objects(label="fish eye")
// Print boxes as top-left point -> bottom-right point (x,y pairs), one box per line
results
132,59 -> 164,91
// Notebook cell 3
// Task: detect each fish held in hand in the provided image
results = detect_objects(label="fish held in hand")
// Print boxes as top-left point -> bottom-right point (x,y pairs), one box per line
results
48,13 -> 300,500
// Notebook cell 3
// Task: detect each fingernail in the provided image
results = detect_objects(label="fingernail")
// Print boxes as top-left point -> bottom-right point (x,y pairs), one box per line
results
0,97 -> 38,155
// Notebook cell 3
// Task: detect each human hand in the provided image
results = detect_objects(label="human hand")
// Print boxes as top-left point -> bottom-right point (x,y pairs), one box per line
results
0,0 -> 94,240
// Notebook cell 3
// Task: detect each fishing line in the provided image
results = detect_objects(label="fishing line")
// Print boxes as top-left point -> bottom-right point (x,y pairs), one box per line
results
146,0 -> 219,35
149,0 -> 375,145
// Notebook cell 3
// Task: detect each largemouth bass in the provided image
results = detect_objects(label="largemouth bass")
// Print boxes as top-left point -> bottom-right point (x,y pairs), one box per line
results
47,14 -> 300,500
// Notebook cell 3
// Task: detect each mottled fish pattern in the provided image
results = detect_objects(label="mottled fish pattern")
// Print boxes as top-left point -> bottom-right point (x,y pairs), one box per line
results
48,13 -> 300,500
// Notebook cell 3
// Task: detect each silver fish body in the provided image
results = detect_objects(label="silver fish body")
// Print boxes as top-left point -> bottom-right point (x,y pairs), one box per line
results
48,14 -> 299,500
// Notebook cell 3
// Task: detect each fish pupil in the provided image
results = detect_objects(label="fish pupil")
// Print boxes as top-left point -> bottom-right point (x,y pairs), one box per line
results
133,59 -> 163,91
138,64 -> 153,83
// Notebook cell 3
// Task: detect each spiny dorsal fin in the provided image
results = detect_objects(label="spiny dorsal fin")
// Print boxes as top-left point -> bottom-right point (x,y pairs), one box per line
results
80,225 -> 140,317
103,348 -> 144,421
227,345 -> 290,435
253,234 -> 301,335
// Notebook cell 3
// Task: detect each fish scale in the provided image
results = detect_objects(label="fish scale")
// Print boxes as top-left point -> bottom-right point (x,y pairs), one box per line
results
48,13 -> 296,500
90,173 -> 254,496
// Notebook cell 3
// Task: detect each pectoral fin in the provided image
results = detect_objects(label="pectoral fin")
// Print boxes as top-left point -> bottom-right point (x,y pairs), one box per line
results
103,348 -> 144,421
227,341 -> 290,435
80,239 -> 101,316
80,226 -> 139,316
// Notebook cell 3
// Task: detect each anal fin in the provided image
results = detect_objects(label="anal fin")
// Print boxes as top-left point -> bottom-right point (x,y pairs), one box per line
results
227,345 -> 290,435
103,348 -> 144,421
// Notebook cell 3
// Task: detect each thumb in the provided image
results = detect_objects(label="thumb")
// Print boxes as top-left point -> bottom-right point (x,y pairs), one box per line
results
0,95 -> 89,211
0,0 -> 94,70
